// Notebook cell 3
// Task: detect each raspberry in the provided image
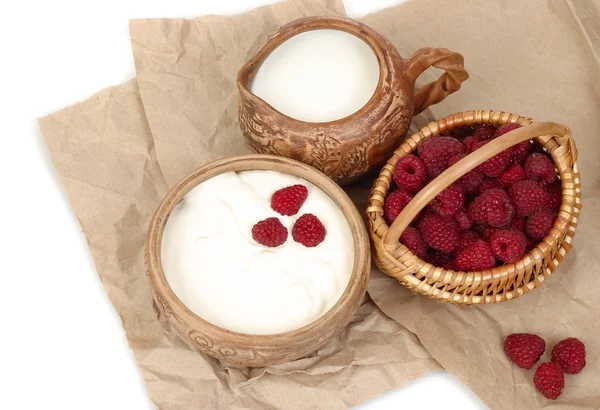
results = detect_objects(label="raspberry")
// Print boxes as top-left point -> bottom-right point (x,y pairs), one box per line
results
504,333 -> 546,369
478,178 -> 502,194
511,141 -> 531,164
292,214 -> 326,247
450,126 -> 473,139
525,153 -> 556,185
473,124 -> 496,140
454,207 -> 473,231
534,362 -> 564,400
469,188 -> 514,227
428,184 -> 465,217
498,164 -> 525,187
417,136 -> 464,177
425,249 -> 454,269
252,217 -> 288,247
527,236 -> 538,251
400,226 -> 428,258
448,154 -> 484,193
271,184 -> 308,216
551,337 -> 586,374
490,229 -> 527,263
384,190 -> 414,224
545,181 -> 562,212
462,136 -> 479,153
456,230 -> 479,252
455,239 -> 496,271
508,180 -> 550,217
473,140 -> 512,177
476,224 -> 501,240
393,154 -> 428,192
418,213 -> 459,253
495,123 -> 520,139
510,217 -> 526,232
526,207 -> 556,241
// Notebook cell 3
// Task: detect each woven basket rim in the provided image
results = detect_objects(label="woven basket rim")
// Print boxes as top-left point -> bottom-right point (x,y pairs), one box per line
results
366,110 -> 581,305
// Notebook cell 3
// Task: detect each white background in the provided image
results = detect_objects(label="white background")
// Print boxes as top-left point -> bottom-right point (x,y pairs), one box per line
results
0,0 -> 487,409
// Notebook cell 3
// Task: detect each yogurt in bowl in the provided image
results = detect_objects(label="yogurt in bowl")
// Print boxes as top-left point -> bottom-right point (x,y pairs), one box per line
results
161,170 -> 354,335
145,155 -> 370,367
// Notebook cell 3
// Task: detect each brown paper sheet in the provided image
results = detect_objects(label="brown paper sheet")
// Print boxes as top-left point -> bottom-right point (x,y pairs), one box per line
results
361,0 -> 600,409
127,0 -> 600,408
38,1 -> 440,409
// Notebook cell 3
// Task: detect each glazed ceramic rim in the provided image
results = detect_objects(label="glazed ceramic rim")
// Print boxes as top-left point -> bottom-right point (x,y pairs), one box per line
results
146,154 -> 370,347
237,16 -> 387,125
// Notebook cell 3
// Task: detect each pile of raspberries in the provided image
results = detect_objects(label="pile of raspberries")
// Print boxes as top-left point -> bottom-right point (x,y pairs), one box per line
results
385,123 -> 561,271
504,333 -> 586,399
251,184 -> 326,248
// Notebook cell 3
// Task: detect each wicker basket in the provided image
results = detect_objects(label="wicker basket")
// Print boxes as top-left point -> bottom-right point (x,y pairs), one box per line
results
366,110 -> 581,305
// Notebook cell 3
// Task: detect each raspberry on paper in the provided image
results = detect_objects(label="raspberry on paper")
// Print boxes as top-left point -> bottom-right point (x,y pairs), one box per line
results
393,155 -> 428,192
551,337 -> 586,374
534,362 -> 564,400
504,333 -> 546,369
252,217 -> 288,247
271,184 -> 308,216
292,214 -> 326,247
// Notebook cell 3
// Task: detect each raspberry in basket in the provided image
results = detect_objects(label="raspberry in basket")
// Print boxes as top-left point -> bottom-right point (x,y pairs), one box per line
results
495,123 -> 520,139
252,217 -> 288,247
468,188 -> 515,227
384,190 -> 414,224
511,140 -> 531,164
428,184 -> 465,217
545,181 -> 562,212
271,184 -> 308,216
498,163 -> 525,187
448,153 -> 484,193
393,154 -> 428,192
400,226 -> 428,258
504,333 -> 546,369
292,213 -> 326,247
417,136 -> 464,177
473,139 -> 512,177
551,337 -> 586,374
455,239 -> 496,271
508,180 -> 550,217
462,135 -> 479,153
473,124 -> 496,140
526,207 -> 556,241
418,212 -> 459,253
490,229 -> 527,263
478,178 -> 502,194
454,207 -> 473,231
525,153 -> 557,185
456,230 -> 479,252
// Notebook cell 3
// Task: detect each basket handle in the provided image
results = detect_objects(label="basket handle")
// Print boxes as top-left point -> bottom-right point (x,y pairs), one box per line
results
404,47 -> 469,115
384,122 -> 570,246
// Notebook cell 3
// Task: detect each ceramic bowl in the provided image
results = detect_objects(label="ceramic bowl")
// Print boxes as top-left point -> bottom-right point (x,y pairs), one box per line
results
146,154 -> 370,366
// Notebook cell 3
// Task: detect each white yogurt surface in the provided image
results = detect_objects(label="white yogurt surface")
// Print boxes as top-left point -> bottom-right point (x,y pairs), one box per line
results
251,29 -> 380,123
161,170 -> 355,335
